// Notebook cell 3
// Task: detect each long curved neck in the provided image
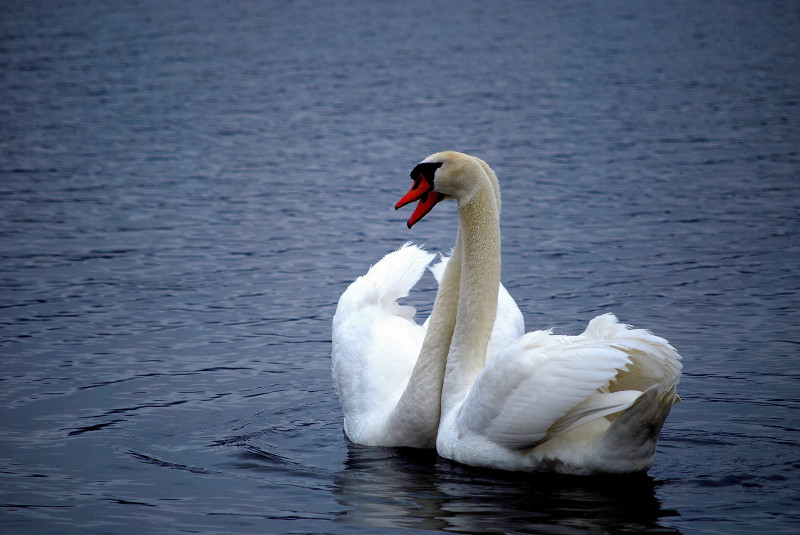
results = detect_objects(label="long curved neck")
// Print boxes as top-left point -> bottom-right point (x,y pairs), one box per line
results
441,180 -> 501,418
382,229 -> 463,447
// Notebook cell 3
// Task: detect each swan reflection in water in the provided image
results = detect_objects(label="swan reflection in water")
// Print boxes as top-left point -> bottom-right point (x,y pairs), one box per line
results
334,441 -> 681,533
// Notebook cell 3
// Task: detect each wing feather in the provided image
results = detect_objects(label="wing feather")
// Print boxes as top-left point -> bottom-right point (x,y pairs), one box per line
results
457,331 -> 634,450
332,244 -> 434,438
456,314 -> 680,451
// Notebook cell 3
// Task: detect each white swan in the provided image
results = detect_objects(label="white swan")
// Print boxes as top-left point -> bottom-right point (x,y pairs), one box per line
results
394,151 -> 681,474
332,242 -> 523,448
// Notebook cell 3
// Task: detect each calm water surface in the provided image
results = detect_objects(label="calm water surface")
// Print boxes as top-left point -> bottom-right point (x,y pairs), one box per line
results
2,1 -> 799,533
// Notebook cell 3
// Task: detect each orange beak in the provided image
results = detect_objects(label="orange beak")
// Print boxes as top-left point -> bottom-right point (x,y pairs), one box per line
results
395,166 -> 444,228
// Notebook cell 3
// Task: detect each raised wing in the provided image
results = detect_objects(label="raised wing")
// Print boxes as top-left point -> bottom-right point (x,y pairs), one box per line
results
332,244 -> 434,439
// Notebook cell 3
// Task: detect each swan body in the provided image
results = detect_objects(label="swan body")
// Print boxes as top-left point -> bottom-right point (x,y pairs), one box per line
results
332,244 -> 523,447
392,151 -> 682,474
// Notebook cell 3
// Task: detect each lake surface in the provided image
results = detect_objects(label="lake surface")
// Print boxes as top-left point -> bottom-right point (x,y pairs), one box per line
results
2,1 -> 798,533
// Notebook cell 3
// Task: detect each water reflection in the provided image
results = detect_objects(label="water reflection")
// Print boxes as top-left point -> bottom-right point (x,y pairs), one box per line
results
335,441 -> 680,533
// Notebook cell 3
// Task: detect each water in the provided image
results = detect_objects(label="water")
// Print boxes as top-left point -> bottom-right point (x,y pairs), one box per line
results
1,0 -> 798,533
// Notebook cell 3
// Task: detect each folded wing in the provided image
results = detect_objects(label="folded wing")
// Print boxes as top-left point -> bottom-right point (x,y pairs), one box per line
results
456,314 -> 681,451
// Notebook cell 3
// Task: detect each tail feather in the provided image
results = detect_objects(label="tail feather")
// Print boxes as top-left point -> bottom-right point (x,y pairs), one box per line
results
598,381 -> 679,472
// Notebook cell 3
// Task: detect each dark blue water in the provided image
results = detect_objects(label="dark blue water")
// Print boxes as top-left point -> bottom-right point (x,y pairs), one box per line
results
2,1 -> 798,533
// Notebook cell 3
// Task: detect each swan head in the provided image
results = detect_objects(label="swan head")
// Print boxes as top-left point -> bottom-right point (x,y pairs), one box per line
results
395,151 -> 495,228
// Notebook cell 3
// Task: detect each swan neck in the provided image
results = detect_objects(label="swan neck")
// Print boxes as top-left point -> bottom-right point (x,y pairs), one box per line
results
441,180 -> 501,417
382,231 -> 463,446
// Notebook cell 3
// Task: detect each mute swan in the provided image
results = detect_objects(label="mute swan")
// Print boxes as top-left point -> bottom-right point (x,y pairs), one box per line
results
395,151 -> 681,474
332,242 -> 523,447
